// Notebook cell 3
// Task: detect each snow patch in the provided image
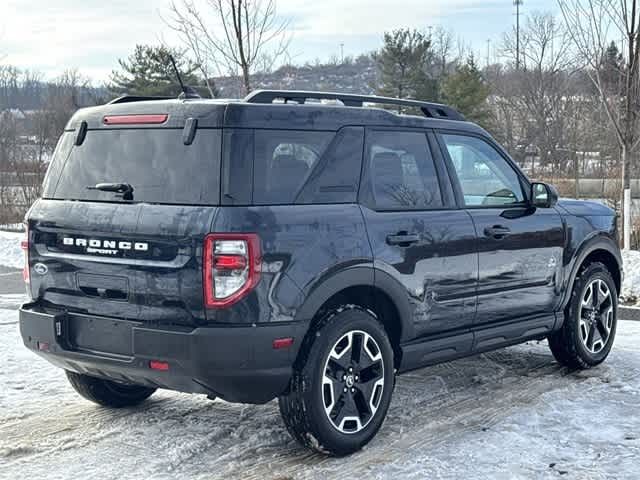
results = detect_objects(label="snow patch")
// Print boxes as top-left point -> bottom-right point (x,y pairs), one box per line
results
621,249 -> 640,305
1,305 -> 640,479
0,230 -> 24,269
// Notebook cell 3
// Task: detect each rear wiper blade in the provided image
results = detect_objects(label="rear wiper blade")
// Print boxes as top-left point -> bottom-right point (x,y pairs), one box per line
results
86,183 -> 134,200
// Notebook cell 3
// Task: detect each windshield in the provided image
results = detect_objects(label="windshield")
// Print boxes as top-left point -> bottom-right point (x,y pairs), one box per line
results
43,128 -> 221,205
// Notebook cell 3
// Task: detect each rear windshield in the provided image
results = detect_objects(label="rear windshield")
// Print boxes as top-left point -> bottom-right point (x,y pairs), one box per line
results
43,129 -> 221,205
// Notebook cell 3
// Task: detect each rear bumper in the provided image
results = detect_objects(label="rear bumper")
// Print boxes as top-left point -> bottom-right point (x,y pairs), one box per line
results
19,304 -> 309,404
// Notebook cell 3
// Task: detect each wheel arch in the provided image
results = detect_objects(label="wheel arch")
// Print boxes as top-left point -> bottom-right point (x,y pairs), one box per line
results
293,267 -> 413,368
561,235 -> 622,311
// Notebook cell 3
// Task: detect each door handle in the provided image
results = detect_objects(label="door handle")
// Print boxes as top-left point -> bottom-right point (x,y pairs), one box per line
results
484,225 -> 511,239
386,233 -> 420,246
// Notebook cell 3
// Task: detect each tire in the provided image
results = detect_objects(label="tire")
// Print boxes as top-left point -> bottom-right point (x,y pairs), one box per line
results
66,371 -> 156,408
278,306 -> 395,456
548,261 -> 617,369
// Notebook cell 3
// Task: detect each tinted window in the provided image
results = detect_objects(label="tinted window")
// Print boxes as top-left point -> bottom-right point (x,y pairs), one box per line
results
253,130 -> 333,204
442,134 -> 524,206
368,131 -> 443,210
296,127 -> 364,204
45,129 -> 221,205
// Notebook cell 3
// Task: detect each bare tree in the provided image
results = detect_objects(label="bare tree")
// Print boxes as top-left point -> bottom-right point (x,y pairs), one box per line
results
164,0 -> 291,95
489,13 -> 576,178
431,26 -> 456,78
559,0 -> 640,249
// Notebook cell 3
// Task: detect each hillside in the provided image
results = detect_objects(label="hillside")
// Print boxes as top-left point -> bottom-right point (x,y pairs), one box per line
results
213,55 -> 378,98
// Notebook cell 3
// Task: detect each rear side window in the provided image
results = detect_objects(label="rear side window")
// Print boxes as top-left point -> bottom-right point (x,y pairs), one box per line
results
44,129 -> 221,205
253,130 -> 333,204
365,130 -> 443,210
222,127 -> 364,205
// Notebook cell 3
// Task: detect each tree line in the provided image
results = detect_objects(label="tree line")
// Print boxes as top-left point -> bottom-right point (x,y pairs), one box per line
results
0,0 -> 639,245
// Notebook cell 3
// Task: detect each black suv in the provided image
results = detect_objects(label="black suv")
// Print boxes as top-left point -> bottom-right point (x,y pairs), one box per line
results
20,90 -> 622,456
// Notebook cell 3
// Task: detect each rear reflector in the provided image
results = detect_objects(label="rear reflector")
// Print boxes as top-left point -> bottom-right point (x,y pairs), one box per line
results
103,114 -> 168,125
149,360 -> 169,371
21,233 -> 29,284
37,342 -> 49,352
272,337 -> 294,350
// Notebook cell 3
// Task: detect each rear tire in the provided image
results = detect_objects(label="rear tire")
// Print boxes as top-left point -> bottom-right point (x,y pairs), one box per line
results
548,262 -> 617,369
278,306 -> 395,456
66,371 -> 156,408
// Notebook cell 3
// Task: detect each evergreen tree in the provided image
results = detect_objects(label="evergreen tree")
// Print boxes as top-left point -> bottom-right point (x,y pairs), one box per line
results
374,29 -> 437,107
441,55 -> 491,125
109,45 -> 215,98
600,41 -> 624,93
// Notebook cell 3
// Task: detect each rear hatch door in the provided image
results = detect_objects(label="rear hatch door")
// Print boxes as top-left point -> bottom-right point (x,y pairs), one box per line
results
28,123 -> 221,328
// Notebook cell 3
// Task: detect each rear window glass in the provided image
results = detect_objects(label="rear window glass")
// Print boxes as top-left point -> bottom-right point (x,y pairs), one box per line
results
44,129 -> 221,205
253,130 -> 333,204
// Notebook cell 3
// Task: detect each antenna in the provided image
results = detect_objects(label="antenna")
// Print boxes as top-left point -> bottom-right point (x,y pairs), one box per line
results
169,55 -> 200,99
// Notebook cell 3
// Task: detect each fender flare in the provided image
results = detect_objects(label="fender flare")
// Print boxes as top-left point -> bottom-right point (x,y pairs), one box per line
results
560,234 -> 622,310
293,265 -> 414,342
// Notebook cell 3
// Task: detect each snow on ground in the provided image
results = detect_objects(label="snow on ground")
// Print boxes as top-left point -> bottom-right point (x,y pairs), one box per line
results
621,249 -> 640,305
1,307 -> 639,480
0,230 -> 23,270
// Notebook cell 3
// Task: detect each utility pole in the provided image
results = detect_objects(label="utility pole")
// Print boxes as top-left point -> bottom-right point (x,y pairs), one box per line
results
486,38 -> 492,67
514,0 -> 523,70
340,43 -> 344,64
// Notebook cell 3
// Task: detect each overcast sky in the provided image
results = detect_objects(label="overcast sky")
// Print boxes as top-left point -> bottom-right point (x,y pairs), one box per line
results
2,0 -> 558,84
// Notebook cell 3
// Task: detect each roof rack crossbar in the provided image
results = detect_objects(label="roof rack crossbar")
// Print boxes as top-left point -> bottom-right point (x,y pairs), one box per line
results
243,90 -> 465,121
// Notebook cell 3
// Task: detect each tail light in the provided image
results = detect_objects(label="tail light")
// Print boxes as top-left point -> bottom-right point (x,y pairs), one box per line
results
203,233 -> 261,308
21,225 -> 29,284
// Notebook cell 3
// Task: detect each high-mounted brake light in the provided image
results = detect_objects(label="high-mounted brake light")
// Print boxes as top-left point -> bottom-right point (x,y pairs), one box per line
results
149,360 -> 169,371
203,233 -> 261,308
103,114 -> 168,125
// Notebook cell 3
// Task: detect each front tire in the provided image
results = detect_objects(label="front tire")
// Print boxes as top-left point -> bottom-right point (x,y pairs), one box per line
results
279,306 -> 395,456
66,371 -> 156,408
548,262 -> 617,369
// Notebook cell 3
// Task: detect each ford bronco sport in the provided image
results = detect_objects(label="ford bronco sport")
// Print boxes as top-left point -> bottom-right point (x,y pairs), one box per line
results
19,90 -> 622,456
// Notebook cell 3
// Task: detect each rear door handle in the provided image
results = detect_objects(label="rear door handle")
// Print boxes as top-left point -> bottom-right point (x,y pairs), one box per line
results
386,233 -> 420,246
484,225 -> 511,239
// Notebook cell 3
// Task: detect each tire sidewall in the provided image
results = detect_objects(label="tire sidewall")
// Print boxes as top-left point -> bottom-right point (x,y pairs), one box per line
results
570,264 -> 617,365
301,308 -> 395,455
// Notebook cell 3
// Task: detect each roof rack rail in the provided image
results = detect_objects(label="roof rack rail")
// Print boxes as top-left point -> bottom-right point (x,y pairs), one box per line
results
244,90 -> 466,121
108,95 -> 175,105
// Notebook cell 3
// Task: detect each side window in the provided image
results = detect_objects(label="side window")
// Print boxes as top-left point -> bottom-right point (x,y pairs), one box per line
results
367,131 -> 443,210
296,126 -> 364,204
442,134 -> 525,207
253,130 -> 333,204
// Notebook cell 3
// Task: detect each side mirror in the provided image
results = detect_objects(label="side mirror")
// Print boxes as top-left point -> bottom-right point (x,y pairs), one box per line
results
531,182 -> 558,208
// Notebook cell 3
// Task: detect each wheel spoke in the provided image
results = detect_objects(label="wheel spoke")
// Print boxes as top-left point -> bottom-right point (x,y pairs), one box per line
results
591,281 -> 600,308
582,283 -> 593,308
586,320 -> 596,350
350,332 -> 364,365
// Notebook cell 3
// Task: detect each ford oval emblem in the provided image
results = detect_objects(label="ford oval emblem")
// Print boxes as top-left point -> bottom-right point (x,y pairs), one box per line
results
33,263 -> 48,275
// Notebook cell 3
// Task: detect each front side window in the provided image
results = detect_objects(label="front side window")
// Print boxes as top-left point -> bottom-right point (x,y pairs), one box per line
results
442,134 -> 525,207
367,131 -> 443,210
